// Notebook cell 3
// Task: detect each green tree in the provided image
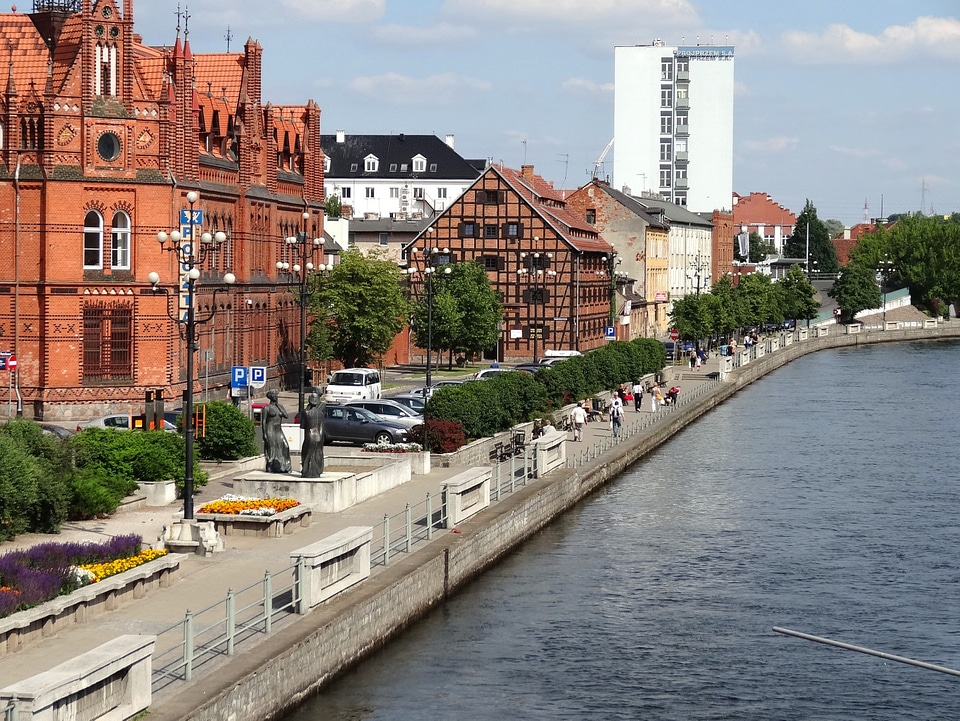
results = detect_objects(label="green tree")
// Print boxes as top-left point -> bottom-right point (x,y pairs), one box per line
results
748,232 -> 768,263
411,282 -> 463,368
443,261 -> 502,361
308,249 -> 408,368
324,195 -> 342,218
0,434 -> 42,540
824,218 -> 844,239
777,264 -> 819,324
828,261 -> 882,322
738,272 -> 782,327
710,275 -> 746,339
784,200 -> 839,272
669,294 -> 712,343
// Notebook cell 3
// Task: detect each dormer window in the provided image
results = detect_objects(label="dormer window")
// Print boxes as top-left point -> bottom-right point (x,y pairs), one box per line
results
324,156 -> 331,173
412,155 -> 426,173
364,155 -> 379,172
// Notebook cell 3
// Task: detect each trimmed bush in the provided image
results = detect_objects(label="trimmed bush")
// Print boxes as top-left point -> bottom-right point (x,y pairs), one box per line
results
194,400 -> 258,461
409,419 -> 466,452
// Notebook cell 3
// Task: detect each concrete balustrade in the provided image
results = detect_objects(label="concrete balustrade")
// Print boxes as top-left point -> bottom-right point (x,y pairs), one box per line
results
291,527 -> 373,611
0,635 -> 155,720
532,430 -> 567,478
443,467 -> 492,528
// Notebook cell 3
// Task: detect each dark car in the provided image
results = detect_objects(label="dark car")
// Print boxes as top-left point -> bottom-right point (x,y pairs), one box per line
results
324,405 -> 410,446
513,363 -> 543,374
391,394 -> 427,414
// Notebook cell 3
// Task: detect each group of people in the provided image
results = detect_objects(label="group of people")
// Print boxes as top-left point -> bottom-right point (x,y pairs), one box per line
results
261,389 -> 326,478
687,347 -> 707,370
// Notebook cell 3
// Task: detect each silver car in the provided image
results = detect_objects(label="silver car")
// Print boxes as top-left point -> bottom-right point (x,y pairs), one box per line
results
345,399 -> 424,429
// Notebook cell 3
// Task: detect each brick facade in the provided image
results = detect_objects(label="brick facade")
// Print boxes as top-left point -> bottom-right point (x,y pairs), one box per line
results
0,1 -> 324,420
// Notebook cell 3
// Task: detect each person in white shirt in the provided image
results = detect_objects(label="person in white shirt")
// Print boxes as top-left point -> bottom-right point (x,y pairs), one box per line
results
610,393 -> 624,436
571,402 -> 587,441
631,380 -> 643,411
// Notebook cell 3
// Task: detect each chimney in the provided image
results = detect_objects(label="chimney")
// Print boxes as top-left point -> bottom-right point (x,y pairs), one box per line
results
336,129 -> 345,143
521,164 -> 535,181
445,134 -> 455,149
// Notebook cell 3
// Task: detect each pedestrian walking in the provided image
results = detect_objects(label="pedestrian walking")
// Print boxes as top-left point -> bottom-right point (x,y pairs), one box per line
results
695,352 -> 702,371
632,379 -> 643,411
610,394 -> 623,437
571,402 -> 587,441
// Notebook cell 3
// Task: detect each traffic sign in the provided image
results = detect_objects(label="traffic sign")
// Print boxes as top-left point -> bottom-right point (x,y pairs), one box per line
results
250,366 -> 267,388
7,355 -> 16,369
605,325 -> 616,341
669,328 -> 680,341
231,366 -> 248,389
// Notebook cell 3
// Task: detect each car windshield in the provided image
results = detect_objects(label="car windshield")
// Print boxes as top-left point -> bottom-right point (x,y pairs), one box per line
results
350,407 -> 377,421
330,372 -> 364,386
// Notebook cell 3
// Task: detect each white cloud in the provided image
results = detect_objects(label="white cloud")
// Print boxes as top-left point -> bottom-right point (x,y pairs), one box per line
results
442,0 -> 698,23
742,137 -> 799,153
279,0 -> 386,22
782,16 -> 960,65
561,77 -> 614,96
347,72 -> 491,105
370,22 -> 478,47
828,145 -> 880,159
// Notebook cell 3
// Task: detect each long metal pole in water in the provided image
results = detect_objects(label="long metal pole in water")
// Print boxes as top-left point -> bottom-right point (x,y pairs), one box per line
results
773,627 -> 960,678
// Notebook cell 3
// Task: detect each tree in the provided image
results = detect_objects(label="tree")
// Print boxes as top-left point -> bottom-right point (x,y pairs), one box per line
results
324,194 -> 342,218
777,264 -> 819,324
308,249 -> 408,368
410,284 -> 463,367
443,261 -> 502,360
669,294 -> 712,342
824,218 -> 844,239
710,274 -> 745,339
828,261 -> 881,322
737,272 -> 782,327
748,232 -> 767,263
194,400 -> 258,461
784,200 -> 839,272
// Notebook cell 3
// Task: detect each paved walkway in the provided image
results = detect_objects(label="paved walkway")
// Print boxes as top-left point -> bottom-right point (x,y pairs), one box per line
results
0,356 -> 720,693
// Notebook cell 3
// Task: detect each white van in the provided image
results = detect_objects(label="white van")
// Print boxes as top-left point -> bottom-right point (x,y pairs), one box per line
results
538,349 -> 582,366
324,368 -> 382,403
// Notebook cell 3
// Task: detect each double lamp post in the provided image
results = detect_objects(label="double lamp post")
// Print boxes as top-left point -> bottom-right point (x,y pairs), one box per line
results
408,245 -> 451,389
151,191 -> 234,520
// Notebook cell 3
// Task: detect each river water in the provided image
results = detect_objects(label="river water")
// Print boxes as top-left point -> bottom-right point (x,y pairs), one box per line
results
286,340 -> 960,720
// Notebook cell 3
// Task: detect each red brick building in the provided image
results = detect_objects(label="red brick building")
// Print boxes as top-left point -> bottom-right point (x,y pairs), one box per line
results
0,1 -> 323,421
732,191 -> 796,255
404,165 -> 615,361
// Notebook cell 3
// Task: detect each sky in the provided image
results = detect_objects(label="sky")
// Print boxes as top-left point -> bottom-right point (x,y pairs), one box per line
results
134,0 -> 960,227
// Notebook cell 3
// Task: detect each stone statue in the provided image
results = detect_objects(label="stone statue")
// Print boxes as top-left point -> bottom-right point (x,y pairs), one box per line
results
262,389 -> 292,473
300,392 -> 326,478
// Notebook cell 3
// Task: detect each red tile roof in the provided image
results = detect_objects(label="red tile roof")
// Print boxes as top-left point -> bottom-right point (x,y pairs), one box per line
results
0,15 -> 54,96
194,54 -> 244,105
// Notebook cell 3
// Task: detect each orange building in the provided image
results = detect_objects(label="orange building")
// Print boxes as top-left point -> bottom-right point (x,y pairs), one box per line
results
732,191 -> 796,255
0,1 -> 323,421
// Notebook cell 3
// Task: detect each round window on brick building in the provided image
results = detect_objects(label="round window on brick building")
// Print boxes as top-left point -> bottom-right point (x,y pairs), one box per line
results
97,132 -> 122,162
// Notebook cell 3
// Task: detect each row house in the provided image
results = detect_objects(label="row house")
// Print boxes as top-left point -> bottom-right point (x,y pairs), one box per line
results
565,180 -> 671,338
322,132 -> 485,221
0,0 -> 323,420
732,191 -> 796,255
403,165 -> 615,361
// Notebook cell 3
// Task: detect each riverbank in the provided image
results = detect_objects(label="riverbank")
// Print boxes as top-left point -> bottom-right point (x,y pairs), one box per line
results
3,323 -> 960,721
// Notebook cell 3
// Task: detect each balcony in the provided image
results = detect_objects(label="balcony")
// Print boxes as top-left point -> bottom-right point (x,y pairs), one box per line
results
675,123 -> 689,136
675,178 -> 689,190
676,98 -> 689,109
675,151 -> 688,162
677,70 -> 690,82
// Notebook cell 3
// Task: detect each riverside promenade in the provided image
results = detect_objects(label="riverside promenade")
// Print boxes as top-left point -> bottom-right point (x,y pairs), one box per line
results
2,324 -> 960,721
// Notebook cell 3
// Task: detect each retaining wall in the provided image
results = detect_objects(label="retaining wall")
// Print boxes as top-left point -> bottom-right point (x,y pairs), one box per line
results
146,325 -> 960,721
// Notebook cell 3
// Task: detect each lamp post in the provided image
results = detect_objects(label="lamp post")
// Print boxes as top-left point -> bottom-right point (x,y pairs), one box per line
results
878,258 -> 895,328
153,191 -> 235,520
277,211 -> 323,424
409,246 -> 450,389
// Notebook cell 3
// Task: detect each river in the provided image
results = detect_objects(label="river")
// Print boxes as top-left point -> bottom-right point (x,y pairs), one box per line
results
286,340 -> 960,720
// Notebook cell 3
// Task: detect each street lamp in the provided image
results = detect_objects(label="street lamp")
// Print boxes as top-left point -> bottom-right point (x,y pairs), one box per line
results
878,258 -> 896,328
153,190 -> 235,520
277,211 -> 323,424
409,245 -> 451,389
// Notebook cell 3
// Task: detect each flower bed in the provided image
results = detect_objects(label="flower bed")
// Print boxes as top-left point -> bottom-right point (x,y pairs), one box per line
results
0,534 -> 166,618
197,495 -> 300,516
361,441 -> 423,453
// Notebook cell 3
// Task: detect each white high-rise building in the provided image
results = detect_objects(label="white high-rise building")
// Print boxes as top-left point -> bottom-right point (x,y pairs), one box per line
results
614,39 -> 734,214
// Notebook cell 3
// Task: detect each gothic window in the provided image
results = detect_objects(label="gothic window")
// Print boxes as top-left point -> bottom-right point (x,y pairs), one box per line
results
94,43 -> 117,97
83,302 -> 133,382
84,210 -> 104,269
111,211 -> 130,269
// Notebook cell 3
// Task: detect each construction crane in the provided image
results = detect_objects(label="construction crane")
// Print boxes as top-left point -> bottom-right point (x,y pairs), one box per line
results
592,138 -> 614,179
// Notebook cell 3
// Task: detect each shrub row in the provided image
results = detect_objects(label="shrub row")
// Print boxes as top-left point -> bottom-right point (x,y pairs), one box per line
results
425,339 -> 665,440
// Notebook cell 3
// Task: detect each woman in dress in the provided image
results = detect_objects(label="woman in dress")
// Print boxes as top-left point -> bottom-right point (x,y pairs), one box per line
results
262,389 -> 291,473
300,392 -> 326,478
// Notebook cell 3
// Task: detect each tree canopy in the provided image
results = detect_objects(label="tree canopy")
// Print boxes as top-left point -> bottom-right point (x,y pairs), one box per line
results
307,249 -> 408,368
784,200 -> 840,272
828,263 -> 881,322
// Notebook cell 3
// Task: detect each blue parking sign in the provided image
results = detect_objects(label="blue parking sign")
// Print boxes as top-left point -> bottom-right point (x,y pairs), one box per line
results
605,325 -> 616,340
231,366 -> 248,389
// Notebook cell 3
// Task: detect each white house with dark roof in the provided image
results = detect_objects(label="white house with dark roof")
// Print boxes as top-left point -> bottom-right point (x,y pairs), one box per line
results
321,132 -> 486,220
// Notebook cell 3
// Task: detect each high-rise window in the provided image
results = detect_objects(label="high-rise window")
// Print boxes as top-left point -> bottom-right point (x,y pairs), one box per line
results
660,89 -> 673,108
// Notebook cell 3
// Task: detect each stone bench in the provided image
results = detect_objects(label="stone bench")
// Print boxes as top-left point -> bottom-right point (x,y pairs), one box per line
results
291,526 -> 372,611
195,503 -> 314,538
442,467 -> 492,528
532,430 -> 567,478
0,635 -> 155,720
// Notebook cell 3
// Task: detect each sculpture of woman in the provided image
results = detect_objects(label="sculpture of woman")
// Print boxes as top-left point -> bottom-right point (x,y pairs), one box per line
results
262,389 -> 292,473
300,392 -> 325,478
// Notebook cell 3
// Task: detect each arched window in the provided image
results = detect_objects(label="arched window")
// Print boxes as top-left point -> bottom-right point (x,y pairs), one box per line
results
0,121 -> 4,150
84,210 -> 104,269
111,211 -> 130,269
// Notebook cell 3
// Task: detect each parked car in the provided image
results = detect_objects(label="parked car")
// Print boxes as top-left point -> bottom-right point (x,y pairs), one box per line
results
663,340 -> 695,360
323,405 -> 410,446
38,423 -> 75,439
345,399 -> 423,429
77,414 -> 177,432
473,368 -> 507,380
513,363 -> 542,374
324,368 -> 382,404
390,394 -> 427,415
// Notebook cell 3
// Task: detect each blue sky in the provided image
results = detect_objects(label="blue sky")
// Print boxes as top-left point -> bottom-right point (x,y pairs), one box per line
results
137,0 -> 960,226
